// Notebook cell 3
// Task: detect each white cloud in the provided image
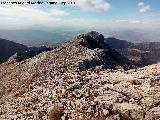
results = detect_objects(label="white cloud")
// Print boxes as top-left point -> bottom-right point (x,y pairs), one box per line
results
139,5 -> 150,13
138,2 -> 145,7
138,2 -> 151,13
49,9 -> 70,16
0,5 -> 70,18
77,0 -> 111,11
112,19 -> 154,29
0,0 -> 111,29
0,5 -> 48,18
55,0 -> 111,11
0,5 -> 71,29
0,0 -> 158,29
115,20 -> 141,24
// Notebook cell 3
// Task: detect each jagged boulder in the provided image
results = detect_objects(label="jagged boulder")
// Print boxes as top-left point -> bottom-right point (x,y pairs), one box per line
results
78,31 -> 106,49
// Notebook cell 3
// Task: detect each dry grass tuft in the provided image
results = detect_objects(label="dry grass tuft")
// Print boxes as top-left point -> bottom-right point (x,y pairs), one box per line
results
49,105 -> 64,120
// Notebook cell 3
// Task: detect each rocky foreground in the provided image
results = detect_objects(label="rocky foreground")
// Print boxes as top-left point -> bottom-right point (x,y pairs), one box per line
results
0,32 -> 160,120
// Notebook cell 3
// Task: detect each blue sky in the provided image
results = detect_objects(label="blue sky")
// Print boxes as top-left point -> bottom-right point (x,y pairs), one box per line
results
0,0 -> 160,29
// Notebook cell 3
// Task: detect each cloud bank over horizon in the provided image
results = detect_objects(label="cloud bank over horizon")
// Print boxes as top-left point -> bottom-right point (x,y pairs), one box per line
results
0,0 -> 160,30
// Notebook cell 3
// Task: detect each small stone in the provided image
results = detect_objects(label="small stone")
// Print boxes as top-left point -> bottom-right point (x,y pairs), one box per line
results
103,109 -> 109,116
80,71 -> 87,77
113,114 -> 121,120
129,98 -> 135,103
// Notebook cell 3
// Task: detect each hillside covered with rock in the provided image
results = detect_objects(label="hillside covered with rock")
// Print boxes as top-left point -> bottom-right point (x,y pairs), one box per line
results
0,32 -> 159,120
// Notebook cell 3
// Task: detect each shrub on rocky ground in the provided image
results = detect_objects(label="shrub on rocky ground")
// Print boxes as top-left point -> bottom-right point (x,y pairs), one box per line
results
49,105 -> 64,120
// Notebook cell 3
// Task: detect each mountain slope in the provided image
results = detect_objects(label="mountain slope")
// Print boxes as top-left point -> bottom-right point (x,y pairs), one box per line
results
0,38 -> 53,64
105,37 -> 133,49
0,32 -> 159,120
105,37 -> 160,66
0,38 -> 28,64
0,31 -> 131,93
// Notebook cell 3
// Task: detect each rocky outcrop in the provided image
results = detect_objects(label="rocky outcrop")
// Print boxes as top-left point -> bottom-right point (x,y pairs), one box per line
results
0,32 -> 159,120
76,31 -> 132,70
79,31 -> 105,49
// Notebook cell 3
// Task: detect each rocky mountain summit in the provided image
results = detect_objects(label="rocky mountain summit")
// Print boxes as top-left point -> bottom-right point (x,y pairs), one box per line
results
0,32 -> 159,120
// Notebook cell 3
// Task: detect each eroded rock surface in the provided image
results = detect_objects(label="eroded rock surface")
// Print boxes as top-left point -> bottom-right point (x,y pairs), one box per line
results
0,32 -> 159,120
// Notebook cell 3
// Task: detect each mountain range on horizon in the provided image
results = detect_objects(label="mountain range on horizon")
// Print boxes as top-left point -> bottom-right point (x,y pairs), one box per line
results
0,29 -> 86,47
0,28 -> 160,47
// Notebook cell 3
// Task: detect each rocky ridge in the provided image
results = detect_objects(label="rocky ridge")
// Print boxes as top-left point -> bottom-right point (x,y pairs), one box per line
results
0,32 -> 159,120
